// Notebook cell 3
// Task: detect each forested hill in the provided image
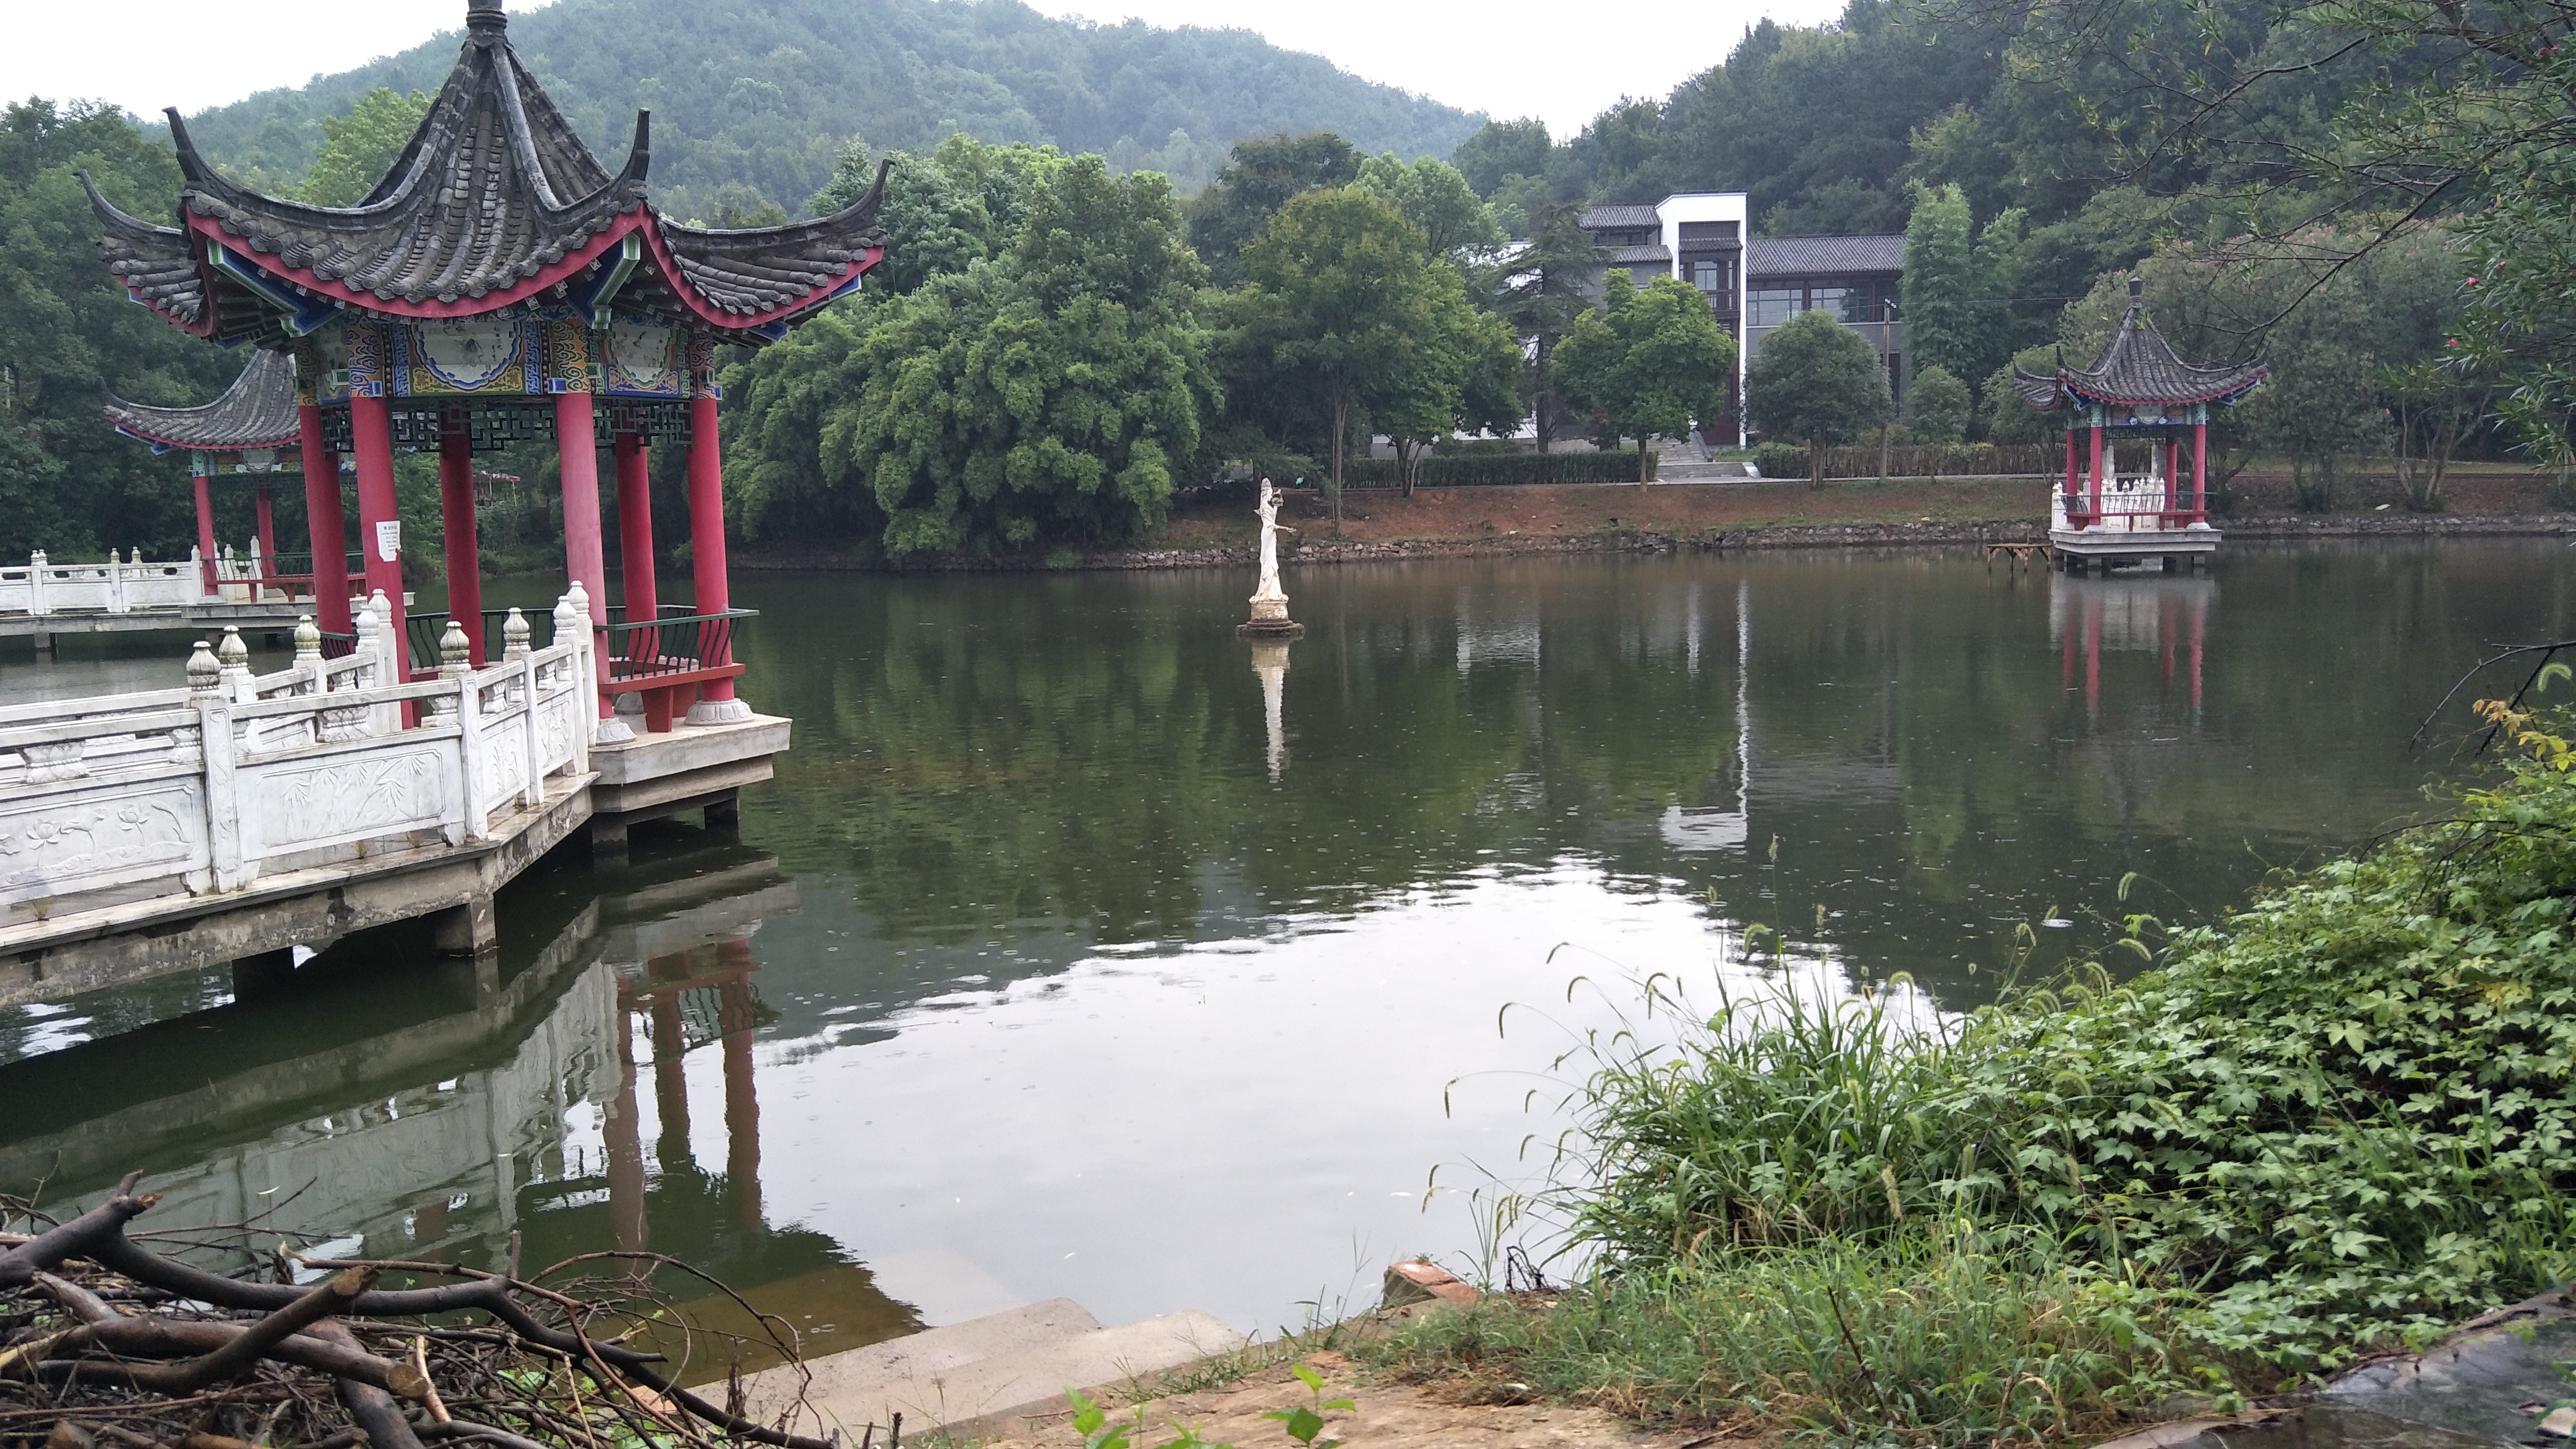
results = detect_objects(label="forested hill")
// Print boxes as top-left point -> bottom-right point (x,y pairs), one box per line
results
173,0 -> 1481,219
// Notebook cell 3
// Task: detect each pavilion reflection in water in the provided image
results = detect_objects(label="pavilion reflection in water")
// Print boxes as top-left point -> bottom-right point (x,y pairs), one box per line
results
2051,568 -> 2213,722
0,830 -> 920,1377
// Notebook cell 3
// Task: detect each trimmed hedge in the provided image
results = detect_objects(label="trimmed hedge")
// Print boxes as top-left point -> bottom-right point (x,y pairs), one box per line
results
1339,450 -> 1659,489
1819,442 -> 2056,479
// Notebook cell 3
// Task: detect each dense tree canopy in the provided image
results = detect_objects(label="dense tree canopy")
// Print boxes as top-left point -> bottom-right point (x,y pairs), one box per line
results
1183,131 -> 1360,288
1746,309 -> 1893,480
1552,273 -> 1740,481
730,157 -> 1215,557
1231,188 -> 1453,522
296,88 -> 430,206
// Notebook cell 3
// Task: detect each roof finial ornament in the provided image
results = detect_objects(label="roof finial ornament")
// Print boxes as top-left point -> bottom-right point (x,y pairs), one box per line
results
466,0 -> 505,32
2128,274 -> 2145,300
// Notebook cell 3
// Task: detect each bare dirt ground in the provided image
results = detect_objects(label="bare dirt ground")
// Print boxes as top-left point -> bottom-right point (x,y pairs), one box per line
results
970,1351 -> 1716,1449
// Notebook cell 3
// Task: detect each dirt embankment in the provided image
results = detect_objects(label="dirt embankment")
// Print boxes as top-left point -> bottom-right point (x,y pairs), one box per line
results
733,470 -> 2574,573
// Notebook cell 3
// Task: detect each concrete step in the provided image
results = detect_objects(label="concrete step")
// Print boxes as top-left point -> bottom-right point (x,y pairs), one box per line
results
740,1298 -> 1245,1439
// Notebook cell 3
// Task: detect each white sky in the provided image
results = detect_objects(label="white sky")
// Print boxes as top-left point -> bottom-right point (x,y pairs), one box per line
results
4,0 -> 1844,140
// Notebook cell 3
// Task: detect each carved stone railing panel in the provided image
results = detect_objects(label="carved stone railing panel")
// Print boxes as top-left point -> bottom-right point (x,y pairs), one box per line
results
0,588 -> 598,913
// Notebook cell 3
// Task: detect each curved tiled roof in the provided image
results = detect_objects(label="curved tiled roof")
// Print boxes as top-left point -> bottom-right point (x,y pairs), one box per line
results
2016,278 -> 2270,410
169,0 -> 645,310
86,174 -> 206,332
97,0 -> 884,342
651,159 -> 889,319
105,350 -> 300,452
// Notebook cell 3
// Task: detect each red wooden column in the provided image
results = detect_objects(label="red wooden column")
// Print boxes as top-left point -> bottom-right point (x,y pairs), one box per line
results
2087,415 -> 2105,520
684,334 -> 746,721
551,323 -> 613,720
2064,425 -> 2077,511
438,410 -> 485,666
614,429 -> 657,622
349,392 -> 406,675
2193,418 -> 2209,521
191,460 -> 219,596
253,480 -> 277,586
295,400 -> 351,636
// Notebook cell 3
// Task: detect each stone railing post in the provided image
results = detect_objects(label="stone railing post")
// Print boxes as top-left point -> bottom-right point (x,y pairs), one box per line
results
438,618 -> 478,841
29,551 -> 48,617
293,615 -> 321,694
357,590 -> 402,735
247,536 -> 264,603
107,547 -> 127,614
555,588 -> 594,772
217,626 -> 254,704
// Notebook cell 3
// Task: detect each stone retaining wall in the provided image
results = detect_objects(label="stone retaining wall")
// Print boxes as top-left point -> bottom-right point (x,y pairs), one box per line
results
735,512 -> 2576,574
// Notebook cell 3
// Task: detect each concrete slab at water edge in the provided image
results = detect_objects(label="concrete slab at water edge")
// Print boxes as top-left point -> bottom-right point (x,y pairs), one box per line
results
2319,1288 -> 2576,1445
737,1298 -> 1098,1421
739,1301 -> 1244,1438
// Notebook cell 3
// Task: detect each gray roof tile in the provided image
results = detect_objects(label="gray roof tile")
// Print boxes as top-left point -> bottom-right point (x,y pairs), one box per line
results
1745,234 -> 1903,277
1579,203 -> 1663,230
2016,278 -> 2270,409
105,351 -> 300,452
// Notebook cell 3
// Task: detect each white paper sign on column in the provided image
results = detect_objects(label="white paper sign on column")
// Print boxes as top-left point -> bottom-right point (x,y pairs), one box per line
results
375,520 -> 401,562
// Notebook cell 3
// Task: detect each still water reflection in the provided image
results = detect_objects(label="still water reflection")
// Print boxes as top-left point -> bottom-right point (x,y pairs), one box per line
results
4,543 -> 2569,1353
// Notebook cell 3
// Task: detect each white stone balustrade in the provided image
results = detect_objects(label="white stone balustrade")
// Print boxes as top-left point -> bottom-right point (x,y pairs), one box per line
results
0,588 -> 596,915
0,549 -> 209,615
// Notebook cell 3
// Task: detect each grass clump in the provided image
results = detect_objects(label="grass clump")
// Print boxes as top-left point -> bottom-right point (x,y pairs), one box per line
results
1379,699 -> 2576,1440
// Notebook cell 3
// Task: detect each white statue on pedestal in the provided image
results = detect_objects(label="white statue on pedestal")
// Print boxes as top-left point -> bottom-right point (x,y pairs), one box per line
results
1239,478 -> 1301,637
1253,479 -> 1285,607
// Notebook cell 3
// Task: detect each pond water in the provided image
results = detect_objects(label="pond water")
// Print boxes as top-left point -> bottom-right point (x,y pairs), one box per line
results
4,541 -> 2572,1365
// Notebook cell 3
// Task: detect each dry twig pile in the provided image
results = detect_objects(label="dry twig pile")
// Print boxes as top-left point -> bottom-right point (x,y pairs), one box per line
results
1,1178 -> 830,1449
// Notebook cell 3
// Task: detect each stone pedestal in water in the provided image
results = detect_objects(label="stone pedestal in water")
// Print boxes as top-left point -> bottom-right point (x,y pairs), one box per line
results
1236,477 -> 1304,639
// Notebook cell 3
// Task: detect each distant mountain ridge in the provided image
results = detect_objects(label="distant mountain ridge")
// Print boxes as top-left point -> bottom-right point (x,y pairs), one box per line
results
172,0 -> 1483,217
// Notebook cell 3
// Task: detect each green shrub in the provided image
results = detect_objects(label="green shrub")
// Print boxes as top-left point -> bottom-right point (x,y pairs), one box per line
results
1751,442 -> 1808,480
1339,451 -> 1655,488
1551,702 -> 2576,1371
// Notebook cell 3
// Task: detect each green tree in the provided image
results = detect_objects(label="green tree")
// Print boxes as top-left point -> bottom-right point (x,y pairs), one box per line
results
1352,153 -> 1502,257
1376,279 -> 1525,495
0,100 -> 236,557
1236,187 -> 1447,527
1746,308 -> 1893,482
1485,203 -> 1606,452
1185,131 -> 1360,287
737,157 -> 1215,557
1551,273 -> 1741,483
297,88 -> 430,206
1451,117 -> 1551,196
1901,182 -> 1998,385
1979,347 -> 2059,445
1905,364 -> 1971,445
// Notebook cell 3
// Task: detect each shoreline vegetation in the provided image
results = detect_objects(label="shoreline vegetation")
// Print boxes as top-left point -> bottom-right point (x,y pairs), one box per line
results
1333,692 -> 2576,1446
731,470 -> 2574,574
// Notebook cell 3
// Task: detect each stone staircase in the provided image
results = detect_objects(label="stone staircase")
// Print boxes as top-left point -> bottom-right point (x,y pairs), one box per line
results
737,1298 -> 1245,1441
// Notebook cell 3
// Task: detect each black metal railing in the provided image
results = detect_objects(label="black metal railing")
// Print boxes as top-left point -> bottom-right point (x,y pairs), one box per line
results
599,608 -> 755,685
402,608 -> 566,670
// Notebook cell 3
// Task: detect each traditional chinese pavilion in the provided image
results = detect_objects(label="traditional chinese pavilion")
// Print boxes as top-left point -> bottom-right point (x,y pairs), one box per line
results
2014,277 -> 2267,571
88,0 -> 886,739
101,350 -> 345,603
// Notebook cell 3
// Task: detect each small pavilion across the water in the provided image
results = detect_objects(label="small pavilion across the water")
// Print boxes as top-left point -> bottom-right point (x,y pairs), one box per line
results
103,350 -> 359,606
2014,278 -> 2268,571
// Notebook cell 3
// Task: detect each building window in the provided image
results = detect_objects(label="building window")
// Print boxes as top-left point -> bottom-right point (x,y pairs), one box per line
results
1808,285 -> 1849,320
1746,287 -> 1800,327
1841,280 -> 1898,323
1690,257 -> 1736,298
